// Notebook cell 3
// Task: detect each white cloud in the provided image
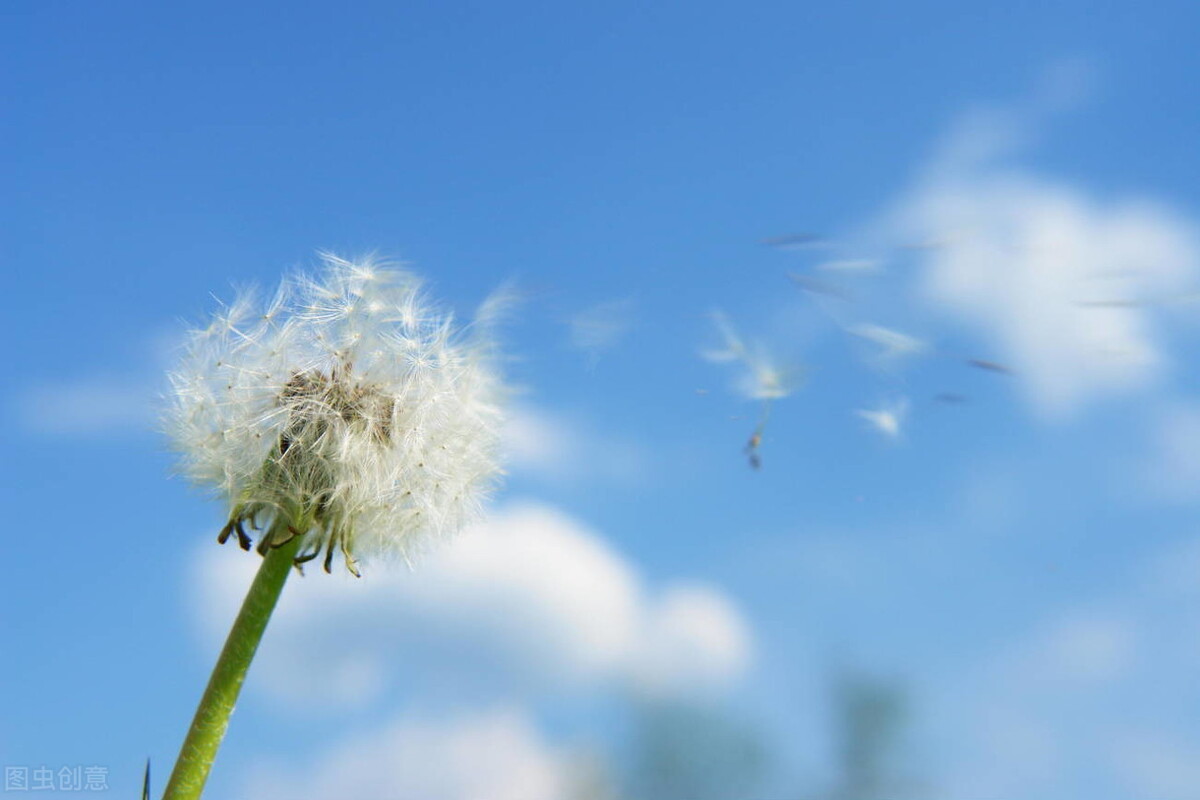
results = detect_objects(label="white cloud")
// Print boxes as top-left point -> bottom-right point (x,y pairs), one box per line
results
879,95 -> 1200,419
502,406 -> 651,485
503,408 -> 574,476
241,708 -> 571,800
192,502 -> 752,709
14,374 -> 156,436
12,329 -> 180,437
633,584 -> 753,695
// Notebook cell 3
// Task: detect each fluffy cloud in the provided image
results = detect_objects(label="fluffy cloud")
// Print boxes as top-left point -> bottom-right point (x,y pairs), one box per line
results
880,102 -> 1200,418
240,708 -> 572,800
632,584 -> 752,695
192,502 -> 752,708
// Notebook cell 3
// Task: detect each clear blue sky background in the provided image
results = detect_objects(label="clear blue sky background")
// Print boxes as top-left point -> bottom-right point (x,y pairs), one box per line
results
5,2 -> 1200,798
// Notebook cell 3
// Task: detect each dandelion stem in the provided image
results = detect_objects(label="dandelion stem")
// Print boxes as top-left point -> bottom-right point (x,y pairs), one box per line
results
162,523 -> 301,800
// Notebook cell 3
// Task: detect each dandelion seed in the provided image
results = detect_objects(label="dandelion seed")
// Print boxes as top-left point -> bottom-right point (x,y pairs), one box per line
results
966,358 -> 1014,375
848,323 -> 928,368
855,398 -> 908,440
815,258 -> 882,273
744,429 -> 763,470
701,311 -> 801,469
760,233 -> 828,250
788,272 -> 854,301
933,392 -> 969,405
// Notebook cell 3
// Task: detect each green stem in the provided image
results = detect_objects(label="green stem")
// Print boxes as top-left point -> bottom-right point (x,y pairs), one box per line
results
162,524 -> 300,800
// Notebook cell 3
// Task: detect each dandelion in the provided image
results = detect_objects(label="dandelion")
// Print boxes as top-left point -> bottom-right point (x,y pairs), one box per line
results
160,253 -> 506,799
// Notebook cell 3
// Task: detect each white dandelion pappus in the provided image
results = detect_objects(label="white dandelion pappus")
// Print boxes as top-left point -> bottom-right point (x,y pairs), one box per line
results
855,397 -> 909,440
701,310 -> 801,470
815,258 -> 883,273
701,310 -> 799,401
166,254 -> 506,576
847,323 -> 929,370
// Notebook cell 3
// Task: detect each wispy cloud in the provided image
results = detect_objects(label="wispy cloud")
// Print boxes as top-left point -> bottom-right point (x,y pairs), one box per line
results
11,330 -> 179,438
502,405 -> 652,486
565,298 -> 636,366
14,374 -> 158,437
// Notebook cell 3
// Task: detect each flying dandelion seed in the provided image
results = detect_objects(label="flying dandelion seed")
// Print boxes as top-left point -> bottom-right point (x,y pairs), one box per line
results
855,398 -> 908,440
744,429 -> 763,470
848,323 -> 929,369
788,272 -> 855,301
933,392 -> 969,405
760,233 -> 828,250
966,358 -> 1014,375
814,258 -> 883,273
701,311 -> 800,468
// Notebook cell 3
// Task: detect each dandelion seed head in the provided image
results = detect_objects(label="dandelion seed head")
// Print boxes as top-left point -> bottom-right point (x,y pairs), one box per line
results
166,254 -> 507,571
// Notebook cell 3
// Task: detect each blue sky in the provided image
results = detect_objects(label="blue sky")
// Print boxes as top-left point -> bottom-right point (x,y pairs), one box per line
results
6,2 -> 1200,798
